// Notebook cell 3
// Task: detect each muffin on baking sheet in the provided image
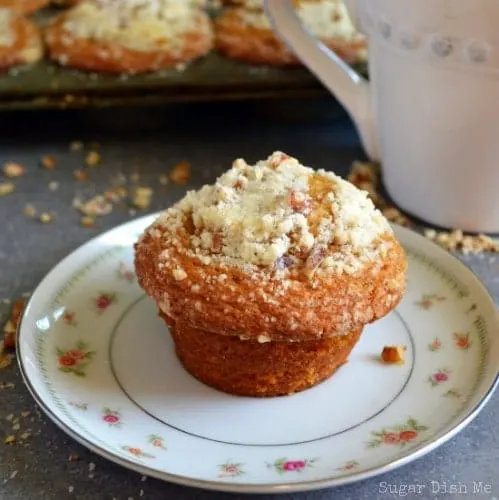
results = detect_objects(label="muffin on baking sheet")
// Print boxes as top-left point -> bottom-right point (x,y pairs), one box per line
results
135,152 -> 407,397
0,0 -> 49,15
52,0 -> 210,7
215,0 -> 366,66
45,0 -> 214,74
0,8 -> 43,70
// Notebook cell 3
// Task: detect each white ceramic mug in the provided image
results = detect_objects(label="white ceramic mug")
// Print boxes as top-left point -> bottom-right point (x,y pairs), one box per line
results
265,0 -> 499,233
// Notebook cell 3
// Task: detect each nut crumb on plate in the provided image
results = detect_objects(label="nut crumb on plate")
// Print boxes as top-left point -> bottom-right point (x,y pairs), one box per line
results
381,345 -> 406,364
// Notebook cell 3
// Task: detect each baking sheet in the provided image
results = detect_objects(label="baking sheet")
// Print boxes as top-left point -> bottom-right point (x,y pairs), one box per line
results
0,6 -> 368,110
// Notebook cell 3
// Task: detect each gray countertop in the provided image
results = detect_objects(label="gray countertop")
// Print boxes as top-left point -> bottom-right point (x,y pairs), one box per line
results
0,101 -> 497,500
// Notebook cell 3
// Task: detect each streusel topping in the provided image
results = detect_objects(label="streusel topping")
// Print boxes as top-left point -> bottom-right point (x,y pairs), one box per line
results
148,152 -> 392,277
62,0 -> 209,52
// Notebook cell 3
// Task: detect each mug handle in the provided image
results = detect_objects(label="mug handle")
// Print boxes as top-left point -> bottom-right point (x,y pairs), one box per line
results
264,0 -> 378,160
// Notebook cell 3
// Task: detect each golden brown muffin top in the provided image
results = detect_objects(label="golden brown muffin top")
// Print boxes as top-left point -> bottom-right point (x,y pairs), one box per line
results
0,9 -> 14,47
61,0 -> 210,51
146,152 -> 393,279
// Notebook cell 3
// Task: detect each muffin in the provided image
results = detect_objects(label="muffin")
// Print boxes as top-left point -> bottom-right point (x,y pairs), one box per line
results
0,8 -> 43,70
215,0 -> 366,66
135,152 -> 407,397
45,0 -> 214,74
0,0 -> 49,15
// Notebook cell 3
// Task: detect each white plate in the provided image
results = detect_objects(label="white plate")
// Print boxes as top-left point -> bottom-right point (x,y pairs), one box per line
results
18,214 -> 499,494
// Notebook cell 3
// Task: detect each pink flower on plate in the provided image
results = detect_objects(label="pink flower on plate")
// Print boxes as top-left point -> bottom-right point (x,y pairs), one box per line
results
56,342 -> 95,377
267,457 -> 316,474
414,294 -> 446,310
428,338 -> 442,351
428,368 -> 450,387
217,461 -> 245,478
66,350 -> 86,361
283,460 -> 306,471
102,408 -> 121,427
95,292 -> 117,312
62,311 -> 78,326
147,434 -> 166,450
337,460 -> 359,472
382,432 -> 400,444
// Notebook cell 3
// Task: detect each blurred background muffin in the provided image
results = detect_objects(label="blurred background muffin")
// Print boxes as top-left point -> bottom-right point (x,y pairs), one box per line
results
45,0 -> 214,73
215,0 -> 366,66
0,8 -> 43,69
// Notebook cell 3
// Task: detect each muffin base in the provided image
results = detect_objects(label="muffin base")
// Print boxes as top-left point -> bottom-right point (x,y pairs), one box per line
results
163,312 -> 363,398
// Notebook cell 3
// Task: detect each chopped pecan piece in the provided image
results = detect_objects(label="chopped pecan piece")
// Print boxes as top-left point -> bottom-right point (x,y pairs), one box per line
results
381,345 -> 406,364
274,254 -> 294,271
305,245 -> 327,276
212,232 -> 223,252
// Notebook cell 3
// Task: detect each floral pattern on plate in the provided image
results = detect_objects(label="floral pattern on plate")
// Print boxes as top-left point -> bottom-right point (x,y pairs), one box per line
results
17,216 -> 497,493
428,368 -> 451,387
453,332 -> 472,350
218,461 -> 245,478
56,342 -> 95,377
94,292 -> 117,313
428,337 -> 442,351
122,446 -> 155,459
367,418 -> 428,448
267,458 -> 317,474
62,310 -> 78,326
414,293 -> 446,310
337,460 -> 359,472
147,434 -> 166,450
102,408 -> 122,428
